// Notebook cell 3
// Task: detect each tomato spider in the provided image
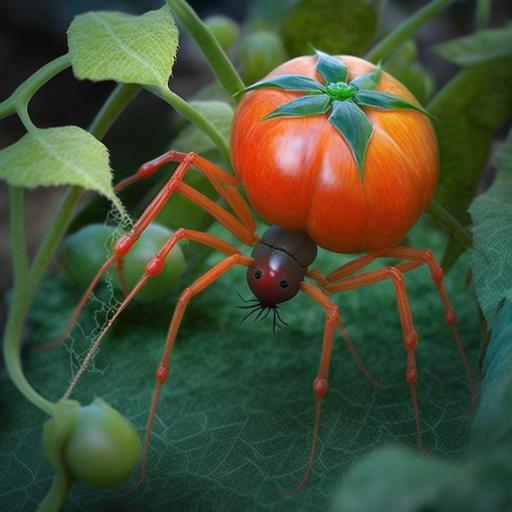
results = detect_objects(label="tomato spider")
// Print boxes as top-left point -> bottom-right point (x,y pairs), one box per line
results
52,51 -> 476,492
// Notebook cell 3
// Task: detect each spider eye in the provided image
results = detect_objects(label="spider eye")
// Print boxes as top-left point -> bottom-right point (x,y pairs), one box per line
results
280,280 -> 289,289
254,270 -> 262,279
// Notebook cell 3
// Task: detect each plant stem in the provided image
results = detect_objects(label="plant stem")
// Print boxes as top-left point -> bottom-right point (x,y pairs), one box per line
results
4,83 -> 140,419
0,54 -> 71,120
475,0 -> 492,30
4,188 -> 55,416
37,471 -> 73,512
365,0 -> 457,63
150,86 -> 231,164
166,0 -> 245,98
427,199 -> 473,249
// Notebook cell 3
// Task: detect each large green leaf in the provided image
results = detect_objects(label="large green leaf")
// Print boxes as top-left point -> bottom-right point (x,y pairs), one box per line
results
435,25 -> 512,66
430,57 -> 512,225
0,126 -> 123,212
67,6 -> 179,90
0,222 -> 480,509
471,302 -> 512,450
469,131 -> 512,328
331,302 -> 512,511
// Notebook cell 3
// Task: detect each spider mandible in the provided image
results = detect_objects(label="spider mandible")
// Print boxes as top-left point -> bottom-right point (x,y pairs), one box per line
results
55,51 -> 476,490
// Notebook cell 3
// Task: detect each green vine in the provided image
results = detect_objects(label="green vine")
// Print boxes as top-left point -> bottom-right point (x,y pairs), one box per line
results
365,0 -> 457,63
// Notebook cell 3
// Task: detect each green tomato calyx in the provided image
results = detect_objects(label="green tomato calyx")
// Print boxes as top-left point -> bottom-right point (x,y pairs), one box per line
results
326,81 -> 356,100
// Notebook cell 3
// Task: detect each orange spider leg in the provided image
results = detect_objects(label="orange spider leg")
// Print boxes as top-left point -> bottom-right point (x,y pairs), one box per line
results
285,281 -> 338,494
306,254 -> 377,287
115,150 -> 255,233
138,253 -> 254,487
383,247 -> 477,410
306,266 -> 381,388
44,152 -> 257,349
61,230 -> 242,399
325,266 -> 427,453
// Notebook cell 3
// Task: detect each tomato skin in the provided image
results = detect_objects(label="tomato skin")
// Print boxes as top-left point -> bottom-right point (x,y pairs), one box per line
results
231,55 -> 438,254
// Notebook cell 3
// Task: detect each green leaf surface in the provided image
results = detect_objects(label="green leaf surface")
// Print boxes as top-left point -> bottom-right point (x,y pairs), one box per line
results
240,74 -> 325,95
172,100 -> 234,155
469,131 -> 512,328
354,90 -> 428,115
329,100 -> 373,179
350,63 -> 382,91
471,302 -> 512,451
0,222 -> 480,510
430,57 -> 512,226
330,446 -> 455,512
315,50 -> 348,84
0,126 -> 123,212
67,6 -> 178,90
264,94 -> 331,119
435,25 -> 512,66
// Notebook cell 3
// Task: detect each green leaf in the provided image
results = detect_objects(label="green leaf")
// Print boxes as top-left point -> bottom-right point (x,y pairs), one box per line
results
67,6 -> 179,90
0,126 -> 123,212
172,100 -> 234,156
263,94 -> 332,119
471,301 -> 512,450
469,131 -> 512,328
328,100 -> 373,179
315,49 -> 348,84
354,90 -> 429,115
330,446 -> 455,512
430,57 -> 512,226
350,63 -> 382,90
239,74 -> 325,95
435,25 -> 512,66
0,222 -> 480,510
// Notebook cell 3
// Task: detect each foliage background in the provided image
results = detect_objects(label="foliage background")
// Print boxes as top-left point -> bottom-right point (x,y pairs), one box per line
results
0,0 -> 511,510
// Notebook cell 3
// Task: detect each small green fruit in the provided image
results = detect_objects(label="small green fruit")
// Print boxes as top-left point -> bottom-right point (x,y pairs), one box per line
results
204,15 -> 240,50
63,399 -> 141,488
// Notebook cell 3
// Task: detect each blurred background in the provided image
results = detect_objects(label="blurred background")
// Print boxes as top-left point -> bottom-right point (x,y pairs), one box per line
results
1,0 -> 511,302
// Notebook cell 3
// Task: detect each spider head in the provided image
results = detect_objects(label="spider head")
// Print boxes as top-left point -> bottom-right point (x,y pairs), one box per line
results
247,244 -> 304,307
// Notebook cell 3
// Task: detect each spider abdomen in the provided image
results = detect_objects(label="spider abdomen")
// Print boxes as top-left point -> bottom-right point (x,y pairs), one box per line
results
232,55 -> 438,254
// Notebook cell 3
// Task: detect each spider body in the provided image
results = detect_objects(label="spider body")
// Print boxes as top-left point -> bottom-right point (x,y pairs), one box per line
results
248,225 -> 317,306
54,51 -> 476,493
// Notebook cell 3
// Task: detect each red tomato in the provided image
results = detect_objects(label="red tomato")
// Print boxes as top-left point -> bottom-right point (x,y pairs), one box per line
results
231,55 -> 438,253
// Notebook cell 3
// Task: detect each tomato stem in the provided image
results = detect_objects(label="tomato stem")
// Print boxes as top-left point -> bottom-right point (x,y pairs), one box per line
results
427,199 -> 473,250
366,0 -> 457,63
166,0 -> 245,99
149,86 -> 232,165
37,470 -> 74,512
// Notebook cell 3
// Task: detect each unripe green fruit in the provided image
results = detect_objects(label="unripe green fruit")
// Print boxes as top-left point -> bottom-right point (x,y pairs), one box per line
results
240,31 -> 287,84
63,399 -> 141,488
62,223 -> 185,302
43,400 -> 141,488
204,15 -> 240,50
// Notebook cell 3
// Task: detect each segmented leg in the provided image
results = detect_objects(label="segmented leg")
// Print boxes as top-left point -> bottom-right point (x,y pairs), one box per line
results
138,253 -> 254,486
61,230 -> 242,398
115,150 -> 256,234
382,247 -> 477,410
287,282 -> 338,494
306,268 -> 381,388
325,266 -> 426,453
44,152 -> 258,349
